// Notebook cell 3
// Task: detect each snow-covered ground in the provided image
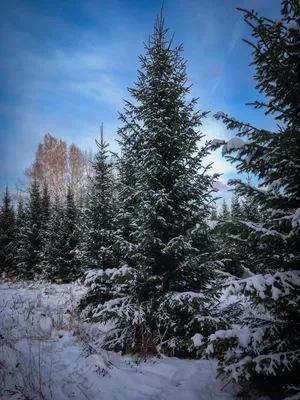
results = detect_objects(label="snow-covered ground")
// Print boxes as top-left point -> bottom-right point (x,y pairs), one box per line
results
0,281 -> 238,400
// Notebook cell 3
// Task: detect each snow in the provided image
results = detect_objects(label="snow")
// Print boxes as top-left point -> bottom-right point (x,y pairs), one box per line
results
191,333 -> 204,347
288,22 -> 299,31
241,126 -> 251,134
222,137 -> 245,155
169,291 -> 206,301
238,220 -> 287,240
225,270 -> 300,301
208,327 -> 264,350
291,208 -> 300,228
0,281 -> 237,400
207,220 -> 218,229
210,139 -> 226,147
286,394 -> 300,400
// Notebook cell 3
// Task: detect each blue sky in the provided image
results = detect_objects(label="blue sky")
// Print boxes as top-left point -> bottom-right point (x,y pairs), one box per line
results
0,0 -> 282,196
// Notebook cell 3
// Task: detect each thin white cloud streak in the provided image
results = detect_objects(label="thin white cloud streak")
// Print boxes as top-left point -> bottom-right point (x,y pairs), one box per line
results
47,50 -> 110,72
68,76 -> 127,108
211,76 -> 222,95
228,19 -> 243,54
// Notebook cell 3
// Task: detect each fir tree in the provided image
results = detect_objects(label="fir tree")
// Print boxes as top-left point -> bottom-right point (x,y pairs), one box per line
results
79,136 -> 119,309
211,195 -> 245,278
80,137 -> 118,270
15,179 -> 43,277
83,10 -> 228,356
43,196 -> 64,281
16,197 -> 26,226
230,193 -> 242,220
28,179 -> 43,275
219,198 -> 230,220
0,187 -> 16,276
241,177 -> 261,223
41,183 -> 51,232
60,187 -> 81,282
44,189 -> 81,282
210,203 -> 218,220
39,183 -> 51,271
14,197 -> 30,277
209,1 -> 300,397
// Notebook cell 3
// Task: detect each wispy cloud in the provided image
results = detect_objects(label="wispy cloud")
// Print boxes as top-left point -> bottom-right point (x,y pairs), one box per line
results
228,19 -> 243,54
211,76 -> 222,95
68,76 -> 126,108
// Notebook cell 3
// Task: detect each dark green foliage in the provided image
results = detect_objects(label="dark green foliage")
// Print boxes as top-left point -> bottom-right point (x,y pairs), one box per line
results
60,187 -> 81,281
230,193 -> 242,220
210,195 -> 245,278
0,187 -> 16,275
38,184 -> 52,274
219,199 -> 230,220
27,179 -> 43,275
43,196 -> 64,281
240,177 -> 261,223
16,197 -> 26,227
14,197 -> 31,277
80,139 -> 118,271
13,186 -> 44,279
79,138 -> 119,310
208,1 -> 300,397
210,204 -> 218,220
81,11 -> 227,356
44,189 -> 81,282
41,184 -> 51,232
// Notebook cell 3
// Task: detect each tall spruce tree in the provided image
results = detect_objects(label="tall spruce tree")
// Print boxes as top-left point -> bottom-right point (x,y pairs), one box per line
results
28,179 -> 43,275
240,177 -> 261,223
80,137 -> 118,271
0,187 -> 16,276
44,189 -> 81,282
83,10 -> 229,356
220,198 -> 230,220
60,187 -> 81,282
210,203 -> 218,220
16,197 -> 26,227
230,193 -> 242,220
208,1 -> 300,397
41,184 -> 51,231
15,179 -> 44,278
211,194 -> 245,278
79,136 -> 119,309
39,183 -> 51,272
43,196 -> 64,281
14,196 -> 30,277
